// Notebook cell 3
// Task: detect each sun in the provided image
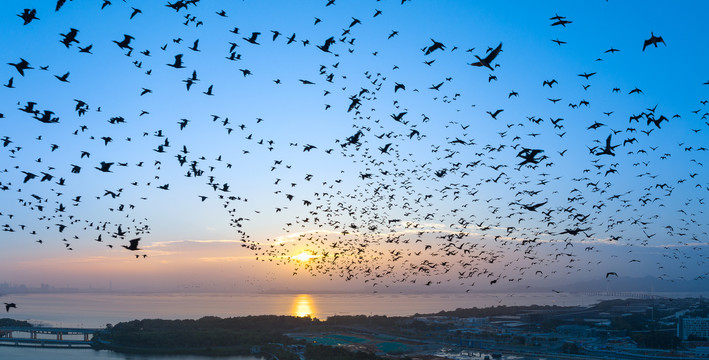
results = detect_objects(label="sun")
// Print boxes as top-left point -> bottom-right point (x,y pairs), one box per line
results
292,251 -> 319,262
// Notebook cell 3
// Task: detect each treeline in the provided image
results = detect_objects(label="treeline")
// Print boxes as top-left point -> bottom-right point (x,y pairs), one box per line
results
94,315 -> 317,353
611,313 -> 681,349
306,343 -> 405,360
93,315 -> 397,359
0,318 -> 32,327
327,314 -> 407,327
429,304 -> 572,318
324,315 -> 440,334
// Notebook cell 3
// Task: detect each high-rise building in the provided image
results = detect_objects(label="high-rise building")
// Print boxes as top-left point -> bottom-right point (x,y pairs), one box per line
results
678,317 -> 709,340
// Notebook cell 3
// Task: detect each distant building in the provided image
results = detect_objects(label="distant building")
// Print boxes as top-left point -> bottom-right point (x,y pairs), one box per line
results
555,325 -> 592,337
693,347 -> 709,357
460,317 -> 488,326
678,317 -> 709,340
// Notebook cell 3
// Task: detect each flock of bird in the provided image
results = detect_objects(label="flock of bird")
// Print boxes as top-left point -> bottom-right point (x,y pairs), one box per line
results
0,0 -> 708,303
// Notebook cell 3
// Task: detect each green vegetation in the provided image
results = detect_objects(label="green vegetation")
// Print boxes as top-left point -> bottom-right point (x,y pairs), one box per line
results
687,334 -> 708,341
305,343 -> 395,360
631,331 -> 681,350
429,304 -> 572,318
610,313 -> 648,332
609,312 -> 682,350
0,318 -> 32,327
93,316 -> 314,356
90,298 -> 705,357
561,342 -> 581,354
93,315 -> 395,359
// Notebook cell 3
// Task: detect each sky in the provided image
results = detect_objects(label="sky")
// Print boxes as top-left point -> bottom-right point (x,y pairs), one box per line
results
0,0 -> 708,294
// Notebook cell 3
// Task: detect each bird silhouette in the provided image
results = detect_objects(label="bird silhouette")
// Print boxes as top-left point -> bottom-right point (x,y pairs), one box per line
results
113,34 -> 134,50
18,9 -> 39,25
122,238 -> 141,251
167,54 -> 185,68
95,161 -> 114,172
8,58 -> 33,76
4,303 -> 17,312
243,32 -> 260,45
469,42 -> 502,71
643,32 -> 665,51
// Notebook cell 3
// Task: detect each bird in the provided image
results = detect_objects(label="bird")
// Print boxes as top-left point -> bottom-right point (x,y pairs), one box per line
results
429,82 -> 444,91
55,0 -> 72,11
188,39 -> 200,52
643,32 -> 665,51
596,134 -> 619,156
18,9 -> 39,25
54,71 -> 70,82
95,162 -> 114,172
113,34 -> 134,50
8,58 -> 33,76
487,109 -> 504,119
551,19 -> 572,26
167,54 -> 185,68
59,28 -> 80,48
122,238 -> 141,251
78,44 -> 93,54
543,79 -> 557,88
243,32 -> 260,45
469,43 -> 502,71
424,39 -> 445,55
4,303 -> 17,312
317,37 -> 335,53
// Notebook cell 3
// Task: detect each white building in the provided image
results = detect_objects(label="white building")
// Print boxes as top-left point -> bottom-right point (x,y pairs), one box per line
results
678,317 -> 709,340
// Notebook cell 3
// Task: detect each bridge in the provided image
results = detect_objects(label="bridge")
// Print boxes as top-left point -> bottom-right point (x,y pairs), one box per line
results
584,291 -> 667,300
0,326 -> 103,348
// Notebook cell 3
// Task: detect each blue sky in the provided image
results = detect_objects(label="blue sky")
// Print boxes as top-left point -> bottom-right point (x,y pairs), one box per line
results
0,0 -> 708,293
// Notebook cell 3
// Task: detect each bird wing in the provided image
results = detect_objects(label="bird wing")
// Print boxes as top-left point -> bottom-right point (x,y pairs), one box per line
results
483,42 -> 503,63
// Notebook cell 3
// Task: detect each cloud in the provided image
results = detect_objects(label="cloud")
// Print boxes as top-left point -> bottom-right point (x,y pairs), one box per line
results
199,256 -> 254,263
147,239 -> 245,249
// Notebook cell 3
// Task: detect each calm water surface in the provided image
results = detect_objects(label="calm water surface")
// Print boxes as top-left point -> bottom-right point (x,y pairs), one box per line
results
1,291 -> 619,328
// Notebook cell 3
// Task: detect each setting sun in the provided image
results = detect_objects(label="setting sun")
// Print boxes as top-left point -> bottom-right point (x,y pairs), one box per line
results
292,251 -> 319,262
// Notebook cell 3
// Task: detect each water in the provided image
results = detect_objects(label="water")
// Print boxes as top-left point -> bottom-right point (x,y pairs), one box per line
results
2,291 -> 620,328
0,347 -> 263,360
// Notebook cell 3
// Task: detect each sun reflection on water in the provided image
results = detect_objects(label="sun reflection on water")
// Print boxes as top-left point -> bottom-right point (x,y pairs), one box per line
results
291,294 -> 317,318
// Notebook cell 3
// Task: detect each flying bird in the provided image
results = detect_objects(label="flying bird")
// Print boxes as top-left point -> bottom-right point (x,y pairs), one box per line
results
243,32 -> 260,45
113,34 -> 134,50
4,303 -> 17,312
8,58 -> 33,76
643,32 -> 665,51
122,238 -> 141,251
167,54 -> 185,68
18,9 -> 39,25
469,43 -> 502,71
